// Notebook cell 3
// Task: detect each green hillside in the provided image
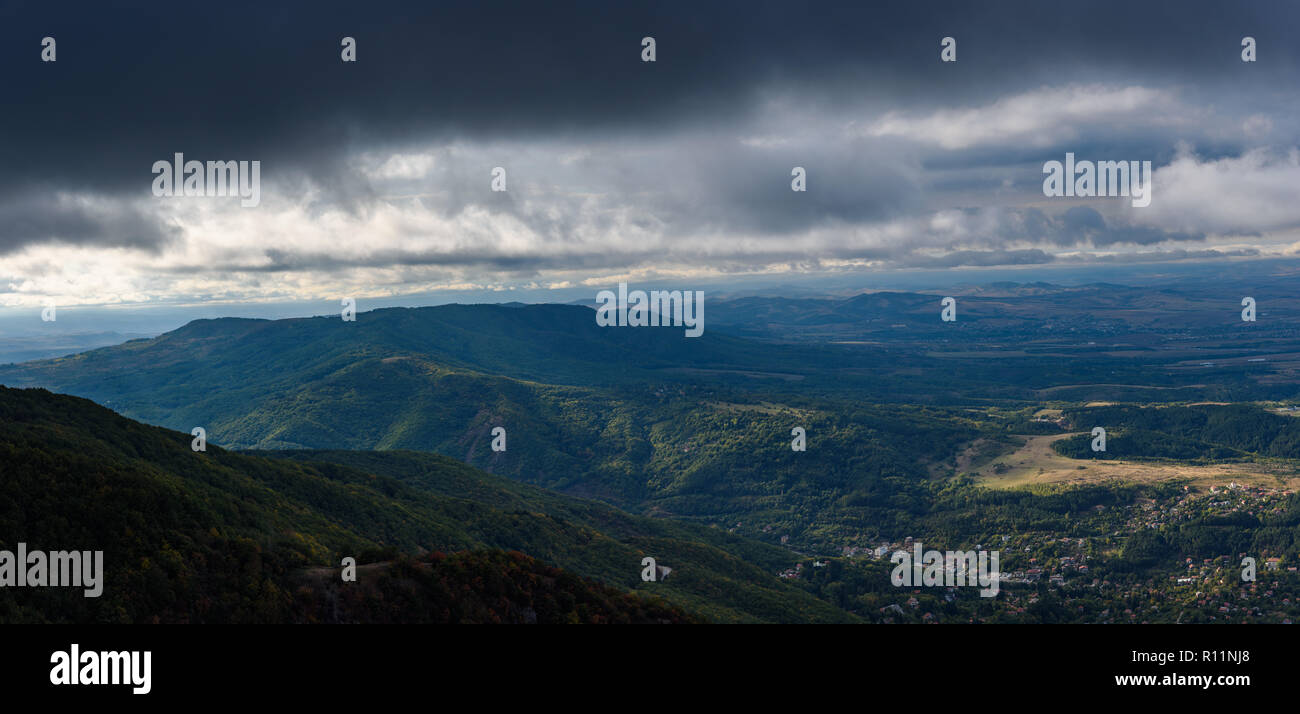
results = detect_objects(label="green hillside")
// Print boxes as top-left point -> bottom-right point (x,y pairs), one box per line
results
1055,404 -> 1300,462
0,386 -> 855,623
0,305 -> 982,550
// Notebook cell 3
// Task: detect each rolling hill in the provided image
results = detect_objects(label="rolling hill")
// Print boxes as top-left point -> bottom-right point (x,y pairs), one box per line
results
0,386 -> 855,623
5,290 -> 1298,554
0,303 -> 985,548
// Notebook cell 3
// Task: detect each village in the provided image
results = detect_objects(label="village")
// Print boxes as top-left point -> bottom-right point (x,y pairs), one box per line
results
780,482 -> 1300,623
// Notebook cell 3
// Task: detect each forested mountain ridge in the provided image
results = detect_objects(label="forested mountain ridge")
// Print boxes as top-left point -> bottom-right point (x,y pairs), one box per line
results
1053,404 -> 1300,462
0,304 -> 985,547
0,386 -> 853,623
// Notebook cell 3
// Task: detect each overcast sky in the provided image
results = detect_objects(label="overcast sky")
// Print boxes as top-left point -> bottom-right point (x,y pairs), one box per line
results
2,0 -> 1299,308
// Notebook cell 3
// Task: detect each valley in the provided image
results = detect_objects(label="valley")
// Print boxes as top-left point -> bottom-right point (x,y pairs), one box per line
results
6,276 -> 1300,623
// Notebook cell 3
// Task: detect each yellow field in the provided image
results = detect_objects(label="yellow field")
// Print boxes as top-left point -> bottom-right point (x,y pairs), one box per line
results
972,433 -> 1300,491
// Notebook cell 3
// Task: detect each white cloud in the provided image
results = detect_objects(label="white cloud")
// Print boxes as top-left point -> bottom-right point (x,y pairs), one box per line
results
358,152 -> 437,180
4,87 -> 1299,308
1137,146 -> 1300,236
862,84 -> 1182,149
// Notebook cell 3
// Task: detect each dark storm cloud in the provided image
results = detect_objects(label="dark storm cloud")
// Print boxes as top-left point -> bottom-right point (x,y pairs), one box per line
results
0,190 -> 175,255
2,0 -> 1298,294
2,0 -> 1296,197
1056,206 -> 1205,247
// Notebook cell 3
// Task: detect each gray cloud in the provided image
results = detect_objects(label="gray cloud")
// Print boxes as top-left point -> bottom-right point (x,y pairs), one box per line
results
0,191 -> 176,255
4,1 -> 1300,305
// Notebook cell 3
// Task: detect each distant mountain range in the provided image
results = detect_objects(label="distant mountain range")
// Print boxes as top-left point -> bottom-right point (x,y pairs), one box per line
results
8,283 -> 1300,622
3,287 -> 1299,544
0,331 -> 155,365
0,302 -> 983,549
